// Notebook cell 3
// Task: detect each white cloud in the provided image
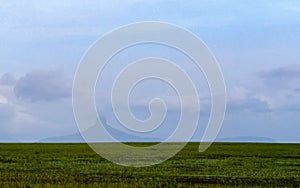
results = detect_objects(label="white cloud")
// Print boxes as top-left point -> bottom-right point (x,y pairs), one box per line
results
227,86 -> 271,113
0,95 -> 8,104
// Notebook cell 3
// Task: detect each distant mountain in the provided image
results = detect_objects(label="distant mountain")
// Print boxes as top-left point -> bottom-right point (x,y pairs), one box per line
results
40,129 -> 278,144
216,136 -> 277,143
39,132 -> 85,143
39,116 -> 277,143
39,121 -> 159,143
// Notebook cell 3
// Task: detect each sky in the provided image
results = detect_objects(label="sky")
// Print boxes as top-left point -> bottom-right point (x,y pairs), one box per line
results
0,0 -> 300,142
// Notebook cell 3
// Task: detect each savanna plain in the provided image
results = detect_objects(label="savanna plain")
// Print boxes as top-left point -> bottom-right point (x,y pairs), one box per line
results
0,142 -> 299,187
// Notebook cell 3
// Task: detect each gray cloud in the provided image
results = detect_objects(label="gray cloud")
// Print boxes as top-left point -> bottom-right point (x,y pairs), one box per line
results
14,70 -> 71,102
295,88 -> 300,92
259,66 -> 300,80
0,73 -> 16,86
258,65 -> 300,93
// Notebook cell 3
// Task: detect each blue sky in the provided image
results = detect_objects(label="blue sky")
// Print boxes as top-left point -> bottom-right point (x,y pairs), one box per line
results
0,0 -> 300,142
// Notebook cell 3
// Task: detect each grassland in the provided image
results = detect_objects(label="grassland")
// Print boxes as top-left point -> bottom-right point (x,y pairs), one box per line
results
0,142 -> 299,187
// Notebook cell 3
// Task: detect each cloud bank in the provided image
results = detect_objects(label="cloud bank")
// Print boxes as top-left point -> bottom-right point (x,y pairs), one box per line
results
14,70 -> 71,102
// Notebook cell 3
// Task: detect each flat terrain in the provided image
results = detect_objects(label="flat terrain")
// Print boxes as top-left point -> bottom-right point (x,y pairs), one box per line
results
0,142 -> 299,187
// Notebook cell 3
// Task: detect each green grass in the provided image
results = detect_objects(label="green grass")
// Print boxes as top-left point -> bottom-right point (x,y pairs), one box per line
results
0,142 -> 299,187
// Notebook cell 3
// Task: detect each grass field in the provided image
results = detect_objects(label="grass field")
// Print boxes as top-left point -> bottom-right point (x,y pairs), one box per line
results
0,142 -> 299,187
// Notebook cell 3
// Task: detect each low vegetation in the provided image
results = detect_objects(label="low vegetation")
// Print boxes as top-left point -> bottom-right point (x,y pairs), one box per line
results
0,142 -> 299,187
